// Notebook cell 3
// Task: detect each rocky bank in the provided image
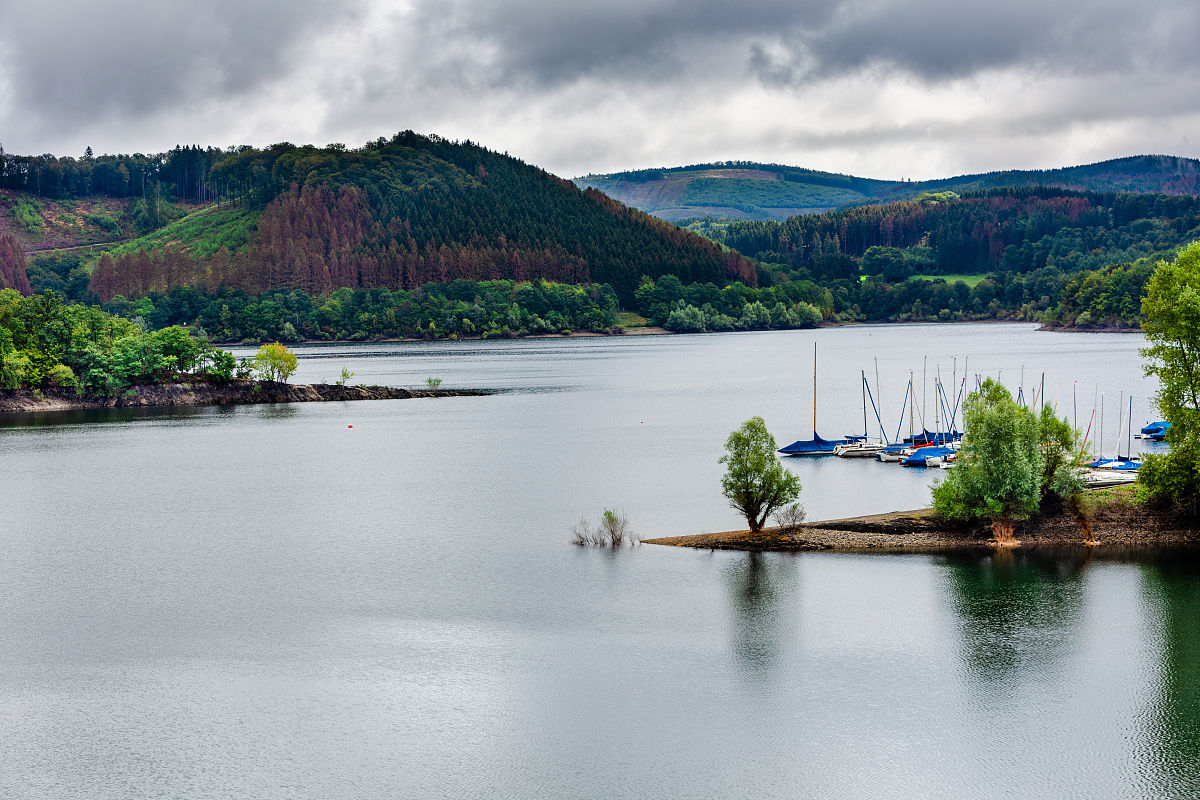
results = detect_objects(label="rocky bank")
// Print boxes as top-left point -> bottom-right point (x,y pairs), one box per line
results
0,381 -> 493,414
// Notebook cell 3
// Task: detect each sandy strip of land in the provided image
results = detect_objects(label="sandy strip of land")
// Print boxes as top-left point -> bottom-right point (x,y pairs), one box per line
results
645,490 -> 1200,554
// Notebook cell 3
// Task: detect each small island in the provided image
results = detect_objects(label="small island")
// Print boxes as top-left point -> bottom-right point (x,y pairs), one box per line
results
0,289 -> 490,415
645,486 -> 1200,554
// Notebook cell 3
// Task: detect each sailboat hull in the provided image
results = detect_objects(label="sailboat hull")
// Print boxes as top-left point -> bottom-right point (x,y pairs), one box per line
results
778,436 -> 846,456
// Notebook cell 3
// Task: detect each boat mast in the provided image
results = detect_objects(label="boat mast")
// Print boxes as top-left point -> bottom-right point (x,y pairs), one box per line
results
908,371 -> 915,440
1114,392 -> 1124,460
861,370 -> 868,439
934,365 -> 941,439
1100,393 -> 1104,457
1127,394 -> 1133,460
922,355 -> 928,433
874,356 -> 883,440
813,341 -> 818,437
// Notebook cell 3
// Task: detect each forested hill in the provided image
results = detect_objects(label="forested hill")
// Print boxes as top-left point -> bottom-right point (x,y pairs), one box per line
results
702,187 -> 1200,280
575,155 -> 1200,222
3,133 -> 757,302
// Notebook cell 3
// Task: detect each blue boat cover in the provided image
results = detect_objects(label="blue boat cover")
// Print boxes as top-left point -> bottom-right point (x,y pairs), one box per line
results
1141,421 -> 1169,435
900,446 -> 954,466
778,433 -> 849,456
903,429 -> 962,446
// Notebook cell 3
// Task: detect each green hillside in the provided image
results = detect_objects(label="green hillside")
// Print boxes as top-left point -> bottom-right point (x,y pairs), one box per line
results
9,133 -> 756,304
575,155 -> 1200,222
575,163 -> 895,221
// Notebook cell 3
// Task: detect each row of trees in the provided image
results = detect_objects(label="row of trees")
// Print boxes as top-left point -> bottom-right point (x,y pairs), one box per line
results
0,144 -> 237,204
97,280 -> 620,342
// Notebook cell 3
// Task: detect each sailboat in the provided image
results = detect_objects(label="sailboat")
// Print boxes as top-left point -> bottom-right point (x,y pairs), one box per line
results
877,372 -> 917,462
779,343 -> 854,456
835,370 -> 889,457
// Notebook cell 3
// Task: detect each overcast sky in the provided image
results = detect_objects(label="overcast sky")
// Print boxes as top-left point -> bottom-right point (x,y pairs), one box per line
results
2,0 -> 1198,180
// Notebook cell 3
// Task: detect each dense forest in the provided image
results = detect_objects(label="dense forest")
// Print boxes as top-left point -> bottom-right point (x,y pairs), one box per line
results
17,133 -> 752,303
702,188 -> 1200,279
628,259 -> 1151,331
4,135 -> 1196,341
87,275 -> 824,343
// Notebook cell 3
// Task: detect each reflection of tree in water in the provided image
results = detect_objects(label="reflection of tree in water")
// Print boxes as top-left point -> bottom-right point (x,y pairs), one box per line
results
1141,556 -> 1200,797
943,549 -> 1091,681
726,553 -> 797,675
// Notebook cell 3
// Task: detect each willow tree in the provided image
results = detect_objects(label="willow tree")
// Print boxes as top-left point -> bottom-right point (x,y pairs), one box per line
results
1139,240 -> 1200,516
933,380 -> 1083,546
720,417 -> 801,533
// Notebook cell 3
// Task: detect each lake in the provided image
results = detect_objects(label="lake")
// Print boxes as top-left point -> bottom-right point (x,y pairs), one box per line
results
2,323 -> 1196,799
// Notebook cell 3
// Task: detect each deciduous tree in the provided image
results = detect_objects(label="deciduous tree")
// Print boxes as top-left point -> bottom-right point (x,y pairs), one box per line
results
1138,240 -> 1200,516
720,417 -> 801,533
252,342 -> 298,383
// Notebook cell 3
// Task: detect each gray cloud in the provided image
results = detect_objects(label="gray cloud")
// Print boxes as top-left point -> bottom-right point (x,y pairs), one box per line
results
1,0 -> 1198,179
0,0 -> 365,136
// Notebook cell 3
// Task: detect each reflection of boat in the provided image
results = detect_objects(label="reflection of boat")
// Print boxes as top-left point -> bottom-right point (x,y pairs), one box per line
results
779,343 -> 853,456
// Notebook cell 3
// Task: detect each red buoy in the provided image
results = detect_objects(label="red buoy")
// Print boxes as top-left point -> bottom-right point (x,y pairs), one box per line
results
348,424 -> 353,429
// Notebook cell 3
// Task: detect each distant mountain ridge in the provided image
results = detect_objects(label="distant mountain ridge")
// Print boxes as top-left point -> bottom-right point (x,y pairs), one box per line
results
574,155 -> 1200,222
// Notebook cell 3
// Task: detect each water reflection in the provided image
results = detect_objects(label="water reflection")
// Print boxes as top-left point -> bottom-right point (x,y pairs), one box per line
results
725,554 -> 797,675
0,404 -> 211,428
254,404 -> 301,420
1141,556 -> 1200,797
943,549 -> 1091,681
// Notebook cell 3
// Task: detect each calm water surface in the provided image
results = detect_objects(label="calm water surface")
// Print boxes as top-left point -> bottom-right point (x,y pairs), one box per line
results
2,323 -> 1197,799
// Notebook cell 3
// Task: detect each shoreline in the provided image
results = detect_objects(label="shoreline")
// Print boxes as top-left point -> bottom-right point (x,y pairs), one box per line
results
0,381 -> 494,415
217,326 -> 672,347
644,488 -> 1200,555
214,320 -> 1142,348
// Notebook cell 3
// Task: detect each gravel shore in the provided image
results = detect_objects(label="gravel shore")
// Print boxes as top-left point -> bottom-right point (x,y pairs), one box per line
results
645,488 -> 1200,554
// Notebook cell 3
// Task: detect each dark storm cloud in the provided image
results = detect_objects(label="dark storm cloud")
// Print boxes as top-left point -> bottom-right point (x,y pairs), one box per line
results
412,0 -> 1200,89
793,0 -> 1200,82
0,0 -> 365,133
416,0 -> 836,86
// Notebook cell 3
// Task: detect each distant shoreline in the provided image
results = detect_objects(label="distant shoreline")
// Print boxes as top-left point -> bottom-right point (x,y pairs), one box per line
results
213,326 -> 672,347
0,381 -> 494,415
645,488 -> 1199,555
211,319 -> 1142,348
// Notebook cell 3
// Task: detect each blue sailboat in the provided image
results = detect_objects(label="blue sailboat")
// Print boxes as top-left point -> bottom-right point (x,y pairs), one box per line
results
1140,421 -> 1170,441
900,445 -> 955,467
779,343 -> 852,456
